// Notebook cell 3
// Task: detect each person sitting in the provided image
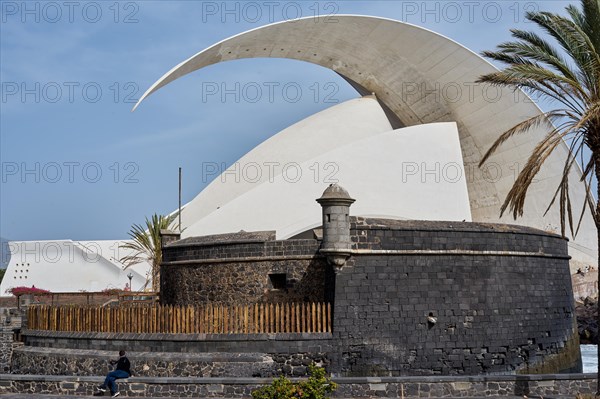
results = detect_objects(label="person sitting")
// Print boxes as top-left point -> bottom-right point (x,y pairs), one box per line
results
96,350 -> 131,397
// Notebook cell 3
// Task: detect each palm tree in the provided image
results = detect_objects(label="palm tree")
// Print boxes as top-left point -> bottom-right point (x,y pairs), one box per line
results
476,0 -> 599,389
120,213 -> 179,292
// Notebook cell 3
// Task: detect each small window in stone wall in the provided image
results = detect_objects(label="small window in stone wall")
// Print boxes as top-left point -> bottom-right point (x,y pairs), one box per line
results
269,273 -> 287,290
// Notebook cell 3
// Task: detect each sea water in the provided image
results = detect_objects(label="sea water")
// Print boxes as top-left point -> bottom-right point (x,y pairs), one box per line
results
581,344 -> 598,372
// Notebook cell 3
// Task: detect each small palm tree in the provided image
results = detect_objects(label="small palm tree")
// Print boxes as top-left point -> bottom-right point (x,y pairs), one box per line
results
120,213 -> 179,292
476,0 -> 599,389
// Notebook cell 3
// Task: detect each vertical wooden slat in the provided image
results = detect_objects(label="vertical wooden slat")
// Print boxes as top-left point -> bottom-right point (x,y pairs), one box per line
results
272,303 -> 276,333
219,304 -> 223,334
137,307 -> 141,334
221,304 -> 225,334
263,304 -> 268,333
179,306 -> 184,334
174,305 -> 178,334
180,305 -> 185,334
235,305 -> 240,334
173,306 -> 178,334
165,305 -> 170,334
182,306 -> 187,334
214,305 -> 218,334
207,304 -> 211,334
317,302 -> 322,333
302,302 -> 310,332
105,307 -> 108,333
216,305 -> 220,334
129,307 -> 134,333
327,302 -> 331,333
286,303 -> 291,333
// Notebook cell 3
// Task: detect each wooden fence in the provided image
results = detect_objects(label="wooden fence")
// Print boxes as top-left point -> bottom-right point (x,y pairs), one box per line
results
27,302 -> 332,334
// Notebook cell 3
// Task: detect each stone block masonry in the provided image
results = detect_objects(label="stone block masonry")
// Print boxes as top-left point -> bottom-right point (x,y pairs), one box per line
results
160,231 -> 334,305
330,218 -> 579,376
11,346 -> 329,378
0,307 -> 24,372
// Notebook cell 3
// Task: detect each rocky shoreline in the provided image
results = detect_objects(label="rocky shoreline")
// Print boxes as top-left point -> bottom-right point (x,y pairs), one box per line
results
577,297 -> 598,344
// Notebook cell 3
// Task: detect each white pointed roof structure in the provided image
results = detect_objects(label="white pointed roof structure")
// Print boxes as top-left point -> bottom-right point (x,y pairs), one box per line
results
135,15 -> 597,269
0,240 -> 148,294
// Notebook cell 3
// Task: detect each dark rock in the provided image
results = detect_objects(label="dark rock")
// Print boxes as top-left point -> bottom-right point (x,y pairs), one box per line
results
576,297 -> 598,344
292,366 -> 307,376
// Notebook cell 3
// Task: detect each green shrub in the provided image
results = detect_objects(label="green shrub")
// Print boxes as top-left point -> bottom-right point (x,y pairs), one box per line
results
251,364 -> 337,399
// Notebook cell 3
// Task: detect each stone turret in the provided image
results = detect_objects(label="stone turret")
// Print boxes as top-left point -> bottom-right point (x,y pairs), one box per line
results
316,184 -> 355,270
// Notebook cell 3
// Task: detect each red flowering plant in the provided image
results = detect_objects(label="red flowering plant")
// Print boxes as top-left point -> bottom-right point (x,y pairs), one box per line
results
6,286 -> 50,296
101,288 -> 125,295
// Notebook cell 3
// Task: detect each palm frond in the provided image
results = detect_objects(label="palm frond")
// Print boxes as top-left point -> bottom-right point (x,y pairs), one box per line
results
478,112 -> 564,167
119,212 -> 179,292
478,0 -> 600,241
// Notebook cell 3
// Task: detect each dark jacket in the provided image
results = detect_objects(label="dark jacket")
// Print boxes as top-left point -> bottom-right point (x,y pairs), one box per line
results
115,356 -> 131,375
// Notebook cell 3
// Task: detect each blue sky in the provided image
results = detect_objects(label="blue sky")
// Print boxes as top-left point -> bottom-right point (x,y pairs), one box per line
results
0,0 -> 573,241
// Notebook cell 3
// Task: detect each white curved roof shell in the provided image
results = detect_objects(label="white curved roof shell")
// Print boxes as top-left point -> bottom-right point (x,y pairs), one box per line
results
137,15 -> 596,268
182,97 -> 471,238
0,240 -> 149,294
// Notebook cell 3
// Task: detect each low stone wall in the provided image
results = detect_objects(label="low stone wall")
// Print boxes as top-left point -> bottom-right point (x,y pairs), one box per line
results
21,330 -> 332,355
0,328 -> 13,373
0,307 -> 24,372
11,346 -> 328,378
0,373 -> 595,397
17,331 -> 332,378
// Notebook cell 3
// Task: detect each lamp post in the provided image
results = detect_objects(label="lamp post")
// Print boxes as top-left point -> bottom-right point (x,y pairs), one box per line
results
127,272 -> 133,290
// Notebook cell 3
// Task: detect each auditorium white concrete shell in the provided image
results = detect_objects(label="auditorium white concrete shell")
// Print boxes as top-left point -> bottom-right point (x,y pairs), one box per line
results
136,15 -> 597,271
180,96 -> 471,239
0,240 -> 149,295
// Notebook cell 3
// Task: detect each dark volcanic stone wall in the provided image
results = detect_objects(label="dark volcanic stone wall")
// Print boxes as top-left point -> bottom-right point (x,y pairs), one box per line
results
153,219 -> 580,375
161,232 -> 333,305
330,218 -> 580,376
11,346 -> 329,377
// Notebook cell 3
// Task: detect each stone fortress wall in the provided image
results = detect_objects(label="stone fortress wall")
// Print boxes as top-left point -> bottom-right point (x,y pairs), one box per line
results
332,218 -> 579,375
155,184 -> 580,376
